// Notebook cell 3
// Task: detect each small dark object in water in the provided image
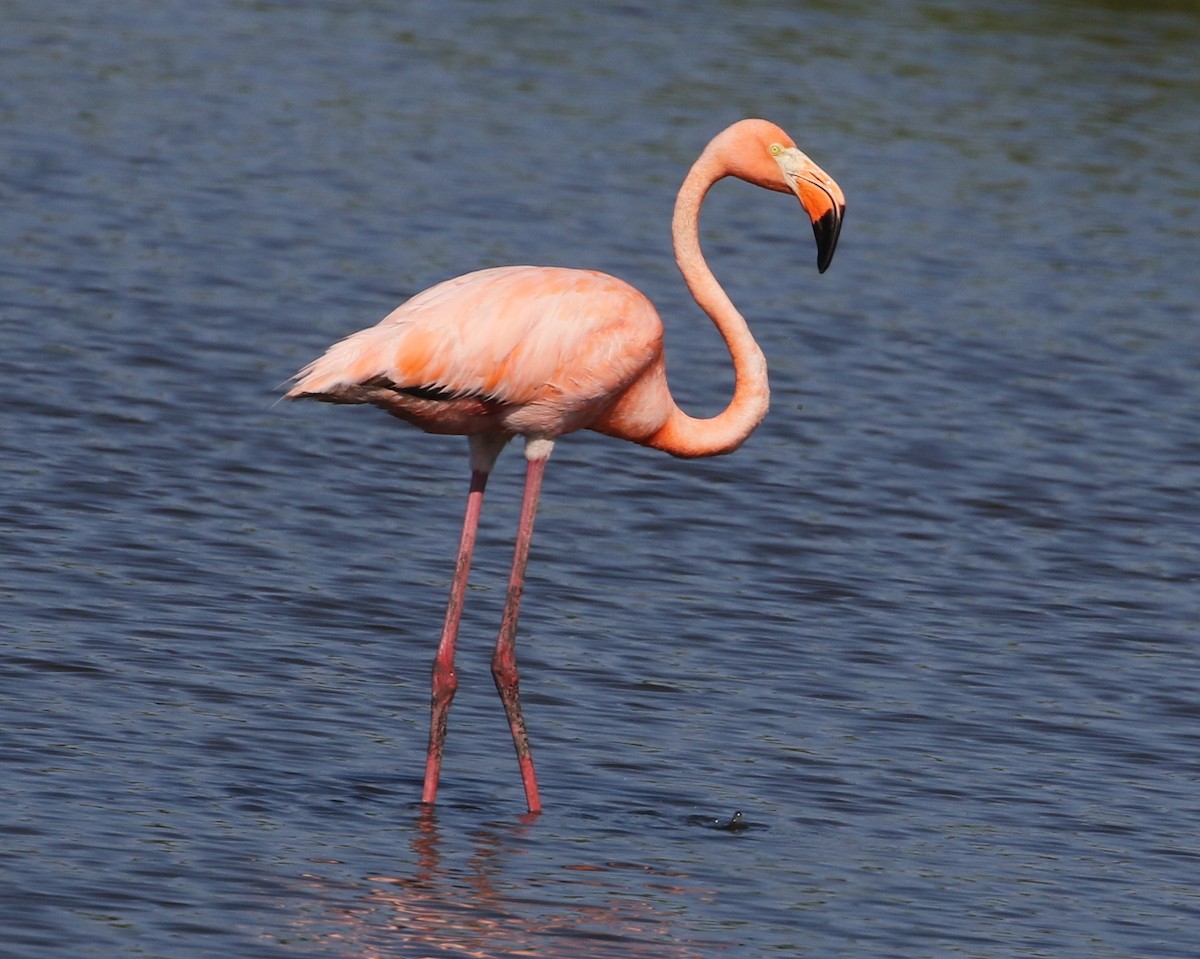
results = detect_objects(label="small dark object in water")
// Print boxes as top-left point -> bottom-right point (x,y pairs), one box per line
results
686,810 -> 754,832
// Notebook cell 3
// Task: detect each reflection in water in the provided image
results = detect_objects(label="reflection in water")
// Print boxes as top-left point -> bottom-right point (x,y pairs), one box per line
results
289,809 -> 719,958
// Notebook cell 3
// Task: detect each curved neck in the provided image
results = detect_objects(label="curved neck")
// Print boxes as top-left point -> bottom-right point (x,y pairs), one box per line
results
646,149 -> 770,458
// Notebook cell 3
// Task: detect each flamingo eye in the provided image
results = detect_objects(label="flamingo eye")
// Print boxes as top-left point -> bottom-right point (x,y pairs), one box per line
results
769,143 -> 783,156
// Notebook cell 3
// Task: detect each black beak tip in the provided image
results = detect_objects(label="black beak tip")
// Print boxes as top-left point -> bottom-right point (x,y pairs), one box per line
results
813,207 -> 844,274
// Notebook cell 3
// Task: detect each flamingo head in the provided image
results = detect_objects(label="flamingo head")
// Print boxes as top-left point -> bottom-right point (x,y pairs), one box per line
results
715,119 -> 846,274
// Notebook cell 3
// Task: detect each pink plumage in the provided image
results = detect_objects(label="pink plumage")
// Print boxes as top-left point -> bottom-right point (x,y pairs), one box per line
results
291,266 -> 664,440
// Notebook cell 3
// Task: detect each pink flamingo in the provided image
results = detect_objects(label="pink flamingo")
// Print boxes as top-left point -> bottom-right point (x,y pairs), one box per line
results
288,119 -> 845,813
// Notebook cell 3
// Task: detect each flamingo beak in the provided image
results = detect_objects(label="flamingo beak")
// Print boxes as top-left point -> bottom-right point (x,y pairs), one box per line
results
810,195 -> 843,274
779,149 -> 846,273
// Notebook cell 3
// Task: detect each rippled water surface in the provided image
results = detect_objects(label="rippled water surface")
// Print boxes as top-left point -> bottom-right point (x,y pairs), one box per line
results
4,1 -> 1199,956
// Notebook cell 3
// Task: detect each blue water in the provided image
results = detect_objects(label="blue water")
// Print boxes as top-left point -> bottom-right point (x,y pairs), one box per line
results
3,1 -> 1199,956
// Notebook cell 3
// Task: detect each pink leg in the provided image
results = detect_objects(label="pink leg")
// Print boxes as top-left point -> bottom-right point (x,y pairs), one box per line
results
422,469 -> 488,806
491,456 -> 546,813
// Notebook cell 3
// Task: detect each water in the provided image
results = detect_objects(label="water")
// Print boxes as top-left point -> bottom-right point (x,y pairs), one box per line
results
3,0 -> 1199,955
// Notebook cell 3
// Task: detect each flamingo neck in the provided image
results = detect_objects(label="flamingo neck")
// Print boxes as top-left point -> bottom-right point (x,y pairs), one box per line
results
645,148 -> 770,458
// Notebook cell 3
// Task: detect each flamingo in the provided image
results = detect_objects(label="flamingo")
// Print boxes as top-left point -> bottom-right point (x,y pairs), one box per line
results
287,118 -> 845,813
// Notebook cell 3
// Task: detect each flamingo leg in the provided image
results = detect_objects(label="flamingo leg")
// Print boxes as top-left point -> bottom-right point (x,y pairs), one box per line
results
491,455 -> 547,814
422,468 -> 489,805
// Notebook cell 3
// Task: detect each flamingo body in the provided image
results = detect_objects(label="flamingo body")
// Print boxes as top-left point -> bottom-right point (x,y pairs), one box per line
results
288,119 -> 845,812
291,265 -> 667,444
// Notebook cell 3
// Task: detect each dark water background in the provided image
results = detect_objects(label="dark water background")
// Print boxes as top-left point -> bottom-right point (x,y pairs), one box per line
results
3,1 -> 1199,956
